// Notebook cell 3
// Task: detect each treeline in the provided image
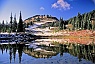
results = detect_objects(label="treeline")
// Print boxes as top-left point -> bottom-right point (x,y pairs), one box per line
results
0,20 -> 13,33
0,11 -> 25,33
59,10 -> 95,31
47,10 -> 95,31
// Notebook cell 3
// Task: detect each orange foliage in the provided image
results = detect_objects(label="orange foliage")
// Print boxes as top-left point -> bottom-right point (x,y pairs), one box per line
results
69,30 -> 93,37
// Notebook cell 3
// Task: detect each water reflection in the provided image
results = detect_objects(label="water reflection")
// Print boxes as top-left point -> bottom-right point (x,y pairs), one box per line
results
0,44 -> 24,63
35,38 -> 95,45
0,43 -> 95,64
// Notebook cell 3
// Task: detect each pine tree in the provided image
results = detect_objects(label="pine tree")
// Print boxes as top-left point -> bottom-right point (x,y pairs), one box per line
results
17,11 -> 24,32
76,17 -> 78,29
91,10 -> 95,18
2,20 -> 5,32
74,17 -> 77,30
72,18 -> 75,29
10,13 -> 13,32
77,12 -> 82,29
87,13 -> 91,30
37,16 -> 40,21
59,17 -> 64,30
13,14 -> 17,32
0,22 -> 1,32
83,13 -> 87,29
5,21 -> 8,32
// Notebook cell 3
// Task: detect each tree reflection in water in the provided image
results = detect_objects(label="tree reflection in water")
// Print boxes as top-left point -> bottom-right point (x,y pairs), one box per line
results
0,43 -> 95,63
0,44 -> 24,63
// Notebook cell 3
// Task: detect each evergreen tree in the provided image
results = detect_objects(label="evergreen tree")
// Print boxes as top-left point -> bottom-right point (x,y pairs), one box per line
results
30,21 -> 33,25
76,17 -> 78,29
77,12 -> 82,29
2,20 -> 5,32
81,14 -> 84,29
0,22 -> 1,32
59,17 -> 64,30
74,17 -> 77,30
83,13 -> 87,29
2,20 -> 5,26
91,10 -> 95,18
13,14 -> 17,32
87,13 -> 91,30
17,11 -> 24,32
72,18 -> 75,30
10,13 -> 13,32
37,16 -> 40,21
5,21 -> 8,32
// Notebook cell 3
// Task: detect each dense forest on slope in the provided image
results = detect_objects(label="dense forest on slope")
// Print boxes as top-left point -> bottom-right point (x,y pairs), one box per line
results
58,10 -> 95,31
41,10 -> 95,31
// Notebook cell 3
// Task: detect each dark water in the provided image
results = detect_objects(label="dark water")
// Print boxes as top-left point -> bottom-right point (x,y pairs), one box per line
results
0,42 -> 95,64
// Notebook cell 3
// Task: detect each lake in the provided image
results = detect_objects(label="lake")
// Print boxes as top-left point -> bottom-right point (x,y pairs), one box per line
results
0,38 -> 95,64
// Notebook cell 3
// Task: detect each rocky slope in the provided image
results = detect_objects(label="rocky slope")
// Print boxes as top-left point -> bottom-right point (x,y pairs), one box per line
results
24,15 -> 58,24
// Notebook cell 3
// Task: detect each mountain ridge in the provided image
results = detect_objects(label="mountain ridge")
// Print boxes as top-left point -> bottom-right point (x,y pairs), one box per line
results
24,15 -> 59,24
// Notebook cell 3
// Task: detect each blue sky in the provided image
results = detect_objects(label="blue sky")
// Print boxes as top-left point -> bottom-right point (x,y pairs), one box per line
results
0,0 -> 95,23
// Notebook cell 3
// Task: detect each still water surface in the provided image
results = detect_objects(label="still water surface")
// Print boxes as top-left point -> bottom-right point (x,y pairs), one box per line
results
0,38 -> 95,64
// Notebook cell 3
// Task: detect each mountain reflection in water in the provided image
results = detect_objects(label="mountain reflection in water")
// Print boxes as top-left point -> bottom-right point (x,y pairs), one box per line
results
0,42 -> 95,64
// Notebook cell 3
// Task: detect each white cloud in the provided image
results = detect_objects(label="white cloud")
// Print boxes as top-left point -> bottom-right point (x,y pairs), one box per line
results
40,7 -> 45,10
52,0 -> 71,10
52,3 -> 58,8
92,0 -> 95,4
